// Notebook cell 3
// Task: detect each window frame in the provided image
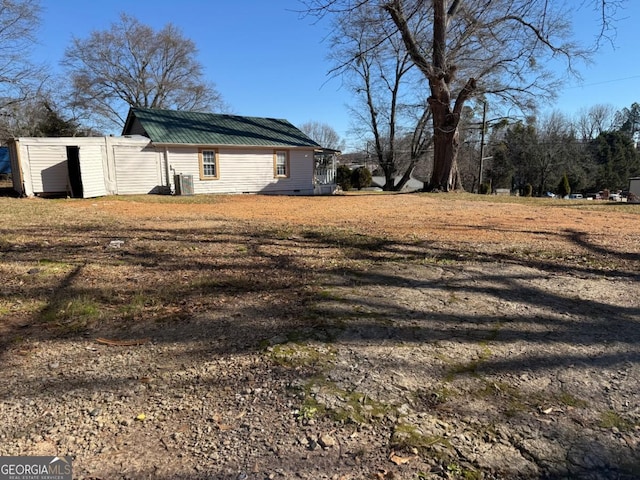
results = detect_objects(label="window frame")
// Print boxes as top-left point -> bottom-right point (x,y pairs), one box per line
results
198,148 -> 219,180
273,150 -> 290,178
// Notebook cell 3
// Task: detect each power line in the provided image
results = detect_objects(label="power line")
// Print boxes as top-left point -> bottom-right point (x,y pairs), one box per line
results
565,74 -> 640,89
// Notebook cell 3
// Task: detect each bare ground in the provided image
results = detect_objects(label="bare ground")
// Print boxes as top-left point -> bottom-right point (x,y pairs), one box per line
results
0,193 -> 639,479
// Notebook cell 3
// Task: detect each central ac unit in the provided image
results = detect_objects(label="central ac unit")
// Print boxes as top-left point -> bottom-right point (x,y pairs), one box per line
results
174,174 -> 194,196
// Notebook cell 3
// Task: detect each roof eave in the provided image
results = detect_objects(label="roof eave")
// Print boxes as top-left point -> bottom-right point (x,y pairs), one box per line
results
151,142 -> 320,149
315,147 -> 341,154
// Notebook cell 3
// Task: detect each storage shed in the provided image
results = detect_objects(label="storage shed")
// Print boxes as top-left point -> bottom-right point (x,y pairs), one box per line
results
9,135 -> 159,198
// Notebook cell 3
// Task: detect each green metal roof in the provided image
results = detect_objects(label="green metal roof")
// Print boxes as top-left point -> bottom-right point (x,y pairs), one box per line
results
123,107 -> 321,148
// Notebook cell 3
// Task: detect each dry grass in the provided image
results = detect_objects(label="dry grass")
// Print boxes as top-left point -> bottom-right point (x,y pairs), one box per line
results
1,192 -> 639,343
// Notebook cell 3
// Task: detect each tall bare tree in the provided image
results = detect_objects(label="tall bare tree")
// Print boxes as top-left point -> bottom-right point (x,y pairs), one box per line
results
329,2 -> 431,190
305,0 -> 623,191
62,14 -> 225,131
0,0 -> 44,109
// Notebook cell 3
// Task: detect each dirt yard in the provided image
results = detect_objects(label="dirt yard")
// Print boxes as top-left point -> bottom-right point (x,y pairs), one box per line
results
0,193 -> 639,480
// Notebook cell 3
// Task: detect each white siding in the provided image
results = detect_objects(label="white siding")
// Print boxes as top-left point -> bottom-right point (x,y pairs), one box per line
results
629,178 -> 640,200
168,147 -> 315,195
79,145 -> 107,198
9,135 -> 316,197
27,145 -> 68,194
114,146 -> 163,194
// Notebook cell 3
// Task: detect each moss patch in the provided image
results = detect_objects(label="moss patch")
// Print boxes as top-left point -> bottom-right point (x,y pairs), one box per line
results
268,342 -> 336,369
294,377 -> 393,425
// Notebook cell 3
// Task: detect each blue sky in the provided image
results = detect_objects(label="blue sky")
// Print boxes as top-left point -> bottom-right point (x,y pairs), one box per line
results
34,1 -> 640,151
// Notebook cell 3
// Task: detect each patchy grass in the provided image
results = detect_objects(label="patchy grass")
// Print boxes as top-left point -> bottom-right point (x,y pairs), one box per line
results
444,344 -> 492,381
1,193 -> 639,478
39,294 -> 102,334
391,422 -> 455,464
268,342 -> 336,369
599,410 -> 638,431
558,391 -> 589,408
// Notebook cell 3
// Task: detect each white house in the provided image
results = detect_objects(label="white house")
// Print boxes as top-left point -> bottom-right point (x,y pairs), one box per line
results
9,107 -> 337,198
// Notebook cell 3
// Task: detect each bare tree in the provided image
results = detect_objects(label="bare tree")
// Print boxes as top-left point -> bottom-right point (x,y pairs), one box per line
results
575,104 -> 616,141
62,14 -> 226,131
300,121 -> 344,150
328,2 -> 431,190
494,111 -> 589,195
0,93 -> 82,142
304,0 -> 623,191
0,0 -> 45,109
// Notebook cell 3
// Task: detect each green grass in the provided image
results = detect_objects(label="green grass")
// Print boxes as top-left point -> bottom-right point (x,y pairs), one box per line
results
392,423 -> 450,450
118,293 -> 154,320
39,294 -> 103,334
558,391 -> 589,408
599,410 -> 637,431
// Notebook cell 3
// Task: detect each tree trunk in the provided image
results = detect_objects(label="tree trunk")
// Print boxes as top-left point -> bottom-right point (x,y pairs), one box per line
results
428,123 -> 461,191
425,81 -> 467,191
394,162 -> 417,191
385,0 -> 474,193
383,168 -> 395,190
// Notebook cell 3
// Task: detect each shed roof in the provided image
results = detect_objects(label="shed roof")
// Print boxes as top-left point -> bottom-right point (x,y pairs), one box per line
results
123,107 -> 321,148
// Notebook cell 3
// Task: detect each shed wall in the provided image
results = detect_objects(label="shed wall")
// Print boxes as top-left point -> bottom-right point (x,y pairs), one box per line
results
114,146 -> 164,194
10,136 -> 155,197
27,145 -> 68,194
9,141 -> 23,195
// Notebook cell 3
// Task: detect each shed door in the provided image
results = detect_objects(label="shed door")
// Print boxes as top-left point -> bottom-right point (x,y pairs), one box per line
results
78,145 -> 107,198
66,146 -> 83,197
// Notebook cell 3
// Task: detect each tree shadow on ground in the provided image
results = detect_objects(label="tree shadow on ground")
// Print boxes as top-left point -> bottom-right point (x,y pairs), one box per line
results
2,220 -> 639,364
1,215 -> 639,479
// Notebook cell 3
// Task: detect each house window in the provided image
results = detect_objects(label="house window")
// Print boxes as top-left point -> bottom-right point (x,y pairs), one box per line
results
199,148 -> 219,180
274,150 -> 289,177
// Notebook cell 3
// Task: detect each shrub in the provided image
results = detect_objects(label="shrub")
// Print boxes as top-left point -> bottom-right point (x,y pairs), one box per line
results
557,173 -> 571,198
336,165 -> 352,191
351,167 -> 372,190
479,182 -> 491,195
524,184 -> 533,197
